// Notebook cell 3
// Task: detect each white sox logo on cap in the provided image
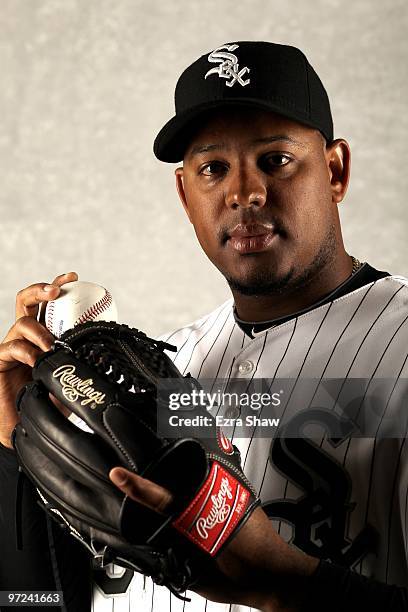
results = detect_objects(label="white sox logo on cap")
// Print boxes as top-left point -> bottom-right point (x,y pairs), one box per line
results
204,44 -> 250,88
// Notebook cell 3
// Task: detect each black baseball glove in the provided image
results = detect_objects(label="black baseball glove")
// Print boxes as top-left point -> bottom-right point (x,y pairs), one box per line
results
13,321 -> 259,598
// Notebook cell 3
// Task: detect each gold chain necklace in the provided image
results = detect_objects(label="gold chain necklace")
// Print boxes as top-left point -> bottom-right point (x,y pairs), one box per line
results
351,255 -> 363,275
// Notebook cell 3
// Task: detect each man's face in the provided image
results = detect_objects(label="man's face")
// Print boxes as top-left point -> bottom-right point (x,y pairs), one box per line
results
176,108 -> 348,297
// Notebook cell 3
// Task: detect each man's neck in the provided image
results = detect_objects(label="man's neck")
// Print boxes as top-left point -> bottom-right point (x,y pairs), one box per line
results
232,253 -> 353,323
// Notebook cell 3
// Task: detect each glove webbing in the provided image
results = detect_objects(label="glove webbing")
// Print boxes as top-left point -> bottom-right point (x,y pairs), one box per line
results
59,322 -> 178,393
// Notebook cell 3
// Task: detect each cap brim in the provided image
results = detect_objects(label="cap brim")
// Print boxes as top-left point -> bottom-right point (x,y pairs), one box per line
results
153,99 -> 328,163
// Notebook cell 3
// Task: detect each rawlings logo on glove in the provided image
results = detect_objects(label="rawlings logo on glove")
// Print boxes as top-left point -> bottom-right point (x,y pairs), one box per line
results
174,462 -> 251,555
53,364 -> 107,406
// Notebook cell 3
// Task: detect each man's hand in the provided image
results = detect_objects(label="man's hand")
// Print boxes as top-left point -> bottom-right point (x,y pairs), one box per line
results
0,272 -> 78,448
109,467 -> 319,612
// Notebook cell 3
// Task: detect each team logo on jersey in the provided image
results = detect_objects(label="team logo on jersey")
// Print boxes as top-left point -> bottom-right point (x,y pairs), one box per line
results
53,364 -> 106,407
205,44 -> 251,88
263,410 -> 378,567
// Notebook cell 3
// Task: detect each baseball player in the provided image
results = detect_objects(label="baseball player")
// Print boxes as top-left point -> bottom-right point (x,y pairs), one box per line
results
0,41 -> 407,612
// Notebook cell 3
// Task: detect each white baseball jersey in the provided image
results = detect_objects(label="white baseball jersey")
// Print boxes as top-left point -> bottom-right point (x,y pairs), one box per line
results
92,273 -> 408,612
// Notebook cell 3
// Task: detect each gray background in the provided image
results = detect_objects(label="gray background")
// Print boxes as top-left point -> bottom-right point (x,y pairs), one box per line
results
1,0 -> 407,338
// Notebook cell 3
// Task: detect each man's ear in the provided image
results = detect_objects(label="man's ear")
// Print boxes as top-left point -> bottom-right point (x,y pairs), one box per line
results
175,167 -> 192,223
325,139 -> 351,204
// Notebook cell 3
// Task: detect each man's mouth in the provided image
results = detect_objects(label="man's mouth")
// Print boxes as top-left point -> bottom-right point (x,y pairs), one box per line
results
226,223 -> 279,254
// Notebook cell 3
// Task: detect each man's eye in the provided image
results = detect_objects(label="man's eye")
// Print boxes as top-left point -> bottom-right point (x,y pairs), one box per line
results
262,154 -> 292,169
200,162 -> 227,176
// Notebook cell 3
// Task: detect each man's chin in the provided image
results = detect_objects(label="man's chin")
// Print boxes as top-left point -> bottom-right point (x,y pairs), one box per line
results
225,270 -> 294,297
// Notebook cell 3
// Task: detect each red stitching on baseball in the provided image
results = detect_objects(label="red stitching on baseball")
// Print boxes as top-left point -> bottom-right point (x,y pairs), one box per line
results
46,301 -> 55,334
75,289 -> 113,325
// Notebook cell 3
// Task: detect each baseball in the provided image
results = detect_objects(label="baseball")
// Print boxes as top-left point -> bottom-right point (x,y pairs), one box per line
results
44,280 -> 118,338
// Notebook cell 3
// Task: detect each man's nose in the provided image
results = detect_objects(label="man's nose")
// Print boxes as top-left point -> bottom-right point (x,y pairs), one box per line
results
224,168 -> 267,210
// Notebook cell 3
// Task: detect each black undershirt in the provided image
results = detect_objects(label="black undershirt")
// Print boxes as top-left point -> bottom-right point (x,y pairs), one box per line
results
234,263 -> 390,337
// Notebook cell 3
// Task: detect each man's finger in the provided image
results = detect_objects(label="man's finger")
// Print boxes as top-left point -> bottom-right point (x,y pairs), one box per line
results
15,283 -> 61,320
4,317 -> 55,352
50,271 -> 78,287
0,339 -> 43,370
37,272 -> 79,323
15,272 -> 78,320
109,468 -> 174,515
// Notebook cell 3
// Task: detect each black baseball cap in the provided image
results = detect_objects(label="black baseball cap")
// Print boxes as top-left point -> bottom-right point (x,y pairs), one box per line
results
154,41 -> 333,163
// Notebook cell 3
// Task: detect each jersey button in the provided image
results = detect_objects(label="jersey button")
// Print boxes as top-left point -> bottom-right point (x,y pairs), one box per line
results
225,405 -> 240,420
238,360 -> 254,375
